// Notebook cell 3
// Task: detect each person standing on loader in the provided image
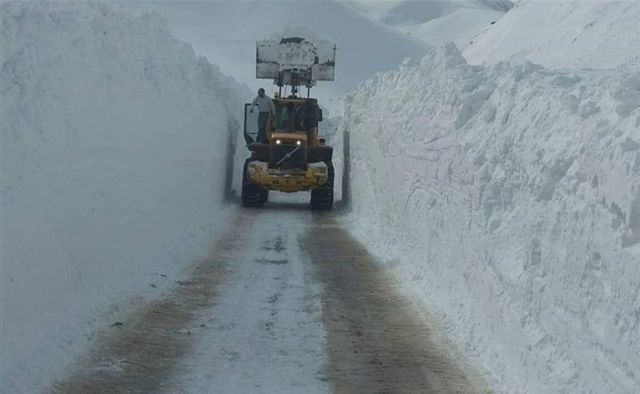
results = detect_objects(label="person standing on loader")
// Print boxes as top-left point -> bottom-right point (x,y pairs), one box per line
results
250,88 -> 276,143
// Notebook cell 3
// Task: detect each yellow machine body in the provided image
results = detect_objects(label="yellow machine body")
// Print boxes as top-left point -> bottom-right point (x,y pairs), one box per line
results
242,37 -> 336,209
247,160 -> 329,193
246,98 -> 328,193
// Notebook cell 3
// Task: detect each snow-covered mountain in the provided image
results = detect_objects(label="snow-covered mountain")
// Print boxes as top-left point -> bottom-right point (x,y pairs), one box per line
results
378,0 -> 512,25
119,0 -> 516,110
344,0 -> 514,49
346,0 -> 513,22
463,0 -> 640,69
120,0 -> 431,112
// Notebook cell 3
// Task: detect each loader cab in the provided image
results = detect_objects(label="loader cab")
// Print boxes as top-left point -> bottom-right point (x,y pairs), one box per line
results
272,98 -> 323,146
243,98 -> 323,146
273,99 -> 305,133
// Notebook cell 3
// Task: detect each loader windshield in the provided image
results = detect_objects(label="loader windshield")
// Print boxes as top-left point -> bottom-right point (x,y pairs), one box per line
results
274,101 -> 303,132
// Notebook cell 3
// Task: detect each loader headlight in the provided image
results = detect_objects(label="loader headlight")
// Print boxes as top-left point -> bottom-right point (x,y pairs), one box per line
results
275,139 -> 282,145
296,140 -> 302,146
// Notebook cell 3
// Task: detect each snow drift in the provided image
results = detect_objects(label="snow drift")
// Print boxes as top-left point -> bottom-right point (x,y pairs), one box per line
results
0,2 -> 245,391
464,0 -> 640,69
342,44 -> 640,393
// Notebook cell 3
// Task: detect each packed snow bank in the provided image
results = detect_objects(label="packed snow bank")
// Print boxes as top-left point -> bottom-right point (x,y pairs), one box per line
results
0,2 -> 245,391
464,0 -> 640,69
342,44 -> 640,392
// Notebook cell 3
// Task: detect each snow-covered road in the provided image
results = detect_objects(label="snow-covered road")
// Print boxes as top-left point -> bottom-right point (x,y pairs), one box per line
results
50,199 -> 484,393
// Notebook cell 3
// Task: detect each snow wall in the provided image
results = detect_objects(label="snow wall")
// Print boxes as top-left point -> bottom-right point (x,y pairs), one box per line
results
0,3 -> 246,391
342,44 -> 640,393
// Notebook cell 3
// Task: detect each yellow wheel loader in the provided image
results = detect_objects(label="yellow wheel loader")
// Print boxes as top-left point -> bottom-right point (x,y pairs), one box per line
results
241,37 -> 336,210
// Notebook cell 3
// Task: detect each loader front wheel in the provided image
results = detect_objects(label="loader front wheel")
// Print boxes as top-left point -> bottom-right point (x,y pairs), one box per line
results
242,159 -> 268,208
310,162 -> 334,210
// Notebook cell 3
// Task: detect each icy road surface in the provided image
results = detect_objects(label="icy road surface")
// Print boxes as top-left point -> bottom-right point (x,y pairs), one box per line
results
51,198 -> 484,393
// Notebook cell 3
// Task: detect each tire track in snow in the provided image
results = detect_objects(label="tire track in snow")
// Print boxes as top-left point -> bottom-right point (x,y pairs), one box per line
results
50,211 -> 254,393
167,203 -> 328,393
49,200 -> 484,393
303,215 -> 485,393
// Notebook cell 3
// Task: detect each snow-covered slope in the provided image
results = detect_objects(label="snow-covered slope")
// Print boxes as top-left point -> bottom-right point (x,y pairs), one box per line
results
346,0 -> 513,22
0,2 -> 245,391
344,0 -> 513,50
120,0 -> 430,113
378,0 -> 512,25
464,0 -> 640,69
399,7 -> 504,49
341,44 -> 640,393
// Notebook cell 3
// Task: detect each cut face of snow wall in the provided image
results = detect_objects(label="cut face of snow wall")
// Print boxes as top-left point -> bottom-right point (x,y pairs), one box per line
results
0,3 -> 244,391
342,44 -> 640,393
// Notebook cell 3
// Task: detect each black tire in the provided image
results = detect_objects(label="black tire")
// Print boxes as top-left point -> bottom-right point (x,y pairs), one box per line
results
310,162 -> 334,210
242,159 -> 268,207
308,146 -> 333,163
248,143 -> 269,161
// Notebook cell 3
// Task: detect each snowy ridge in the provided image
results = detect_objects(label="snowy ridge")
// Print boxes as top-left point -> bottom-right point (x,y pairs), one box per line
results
0,2 -> 243,391
399,7 -> 504,50
342,44 -> 640,392
463,0 -> 640,69
378,0 -> 512,25
343,0 -> 511,50
345,0 -> 513,23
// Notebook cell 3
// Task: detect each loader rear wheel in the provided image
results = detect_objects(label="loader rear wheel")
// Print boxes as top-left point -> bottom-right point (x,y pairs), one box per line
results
311,162 -> 334,210
242,159 -> 268,208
